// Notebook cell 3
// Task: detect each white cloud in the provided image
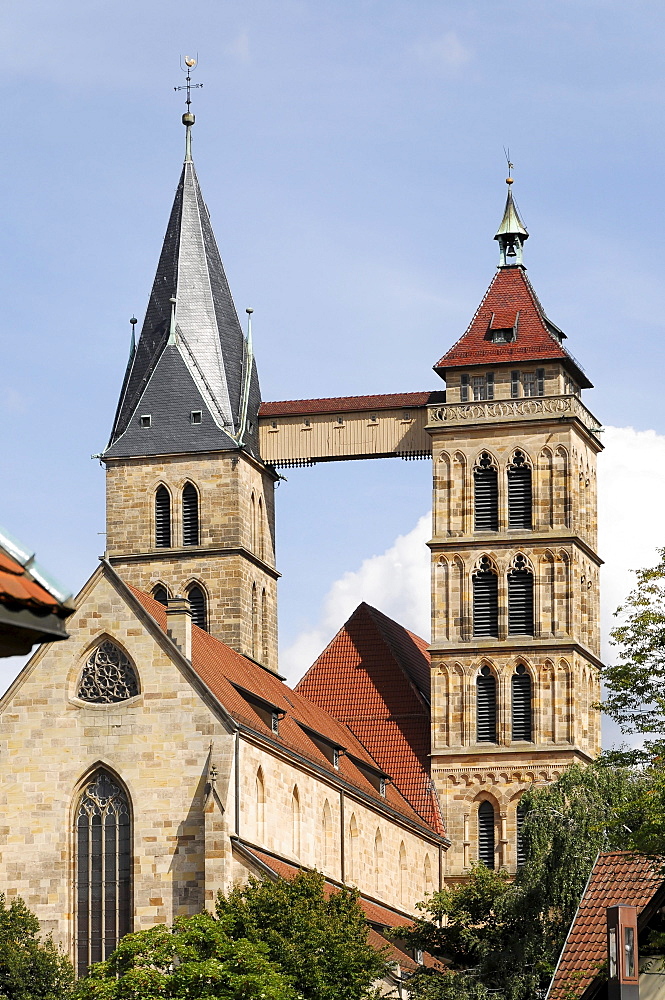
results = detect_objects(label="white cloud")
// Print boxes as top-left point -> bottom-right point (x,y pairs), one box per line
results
226,30 -> 250,64
283,426 -> 665,720
409,32 -> 472,73
280,514 -> 431,684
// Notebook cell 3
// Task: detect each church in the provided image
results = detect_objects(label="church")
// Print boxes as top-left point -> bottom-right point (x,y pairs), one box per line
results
0,100 -> 603,984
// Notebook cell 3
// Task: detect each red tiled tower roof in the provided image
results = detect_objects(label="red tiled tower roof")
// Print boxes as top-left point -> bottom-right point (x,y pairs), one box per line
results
548,852 -> 664,999
434,266 -> 592,388
296,603 -> 444,835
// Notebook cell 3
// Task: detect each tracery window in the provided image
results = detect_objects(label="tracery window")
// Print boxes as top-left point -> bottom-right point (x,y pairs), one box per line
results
76,770 -> 131,976
478,801 -> 495,869
508,555 -> 534,635
511,664 -> 532,741
474,454 -> 498,532
473,557 -> 499,637
476,665 -> 497,743
507,451 -> 532,530
77,642 -> 139,704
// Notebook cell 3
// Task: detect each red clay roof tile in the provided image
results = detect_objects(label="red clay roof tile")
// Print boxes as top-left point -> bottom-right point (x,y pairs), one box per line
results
259,391 -> 445,418
434,267 -> 592,388
548,852 -> 664,999
296,603 -> 445,836
0,548 -> 66,614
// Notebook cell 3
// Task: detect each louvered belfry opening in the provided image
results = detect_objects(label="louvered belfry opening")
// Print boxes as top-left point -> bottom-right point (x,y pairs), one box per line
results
507,451 -> 532,529
152,585 -> 169,606
512,664 -> 532,741
474,453 -> 498,531
473,557 -> 499,637
476,665 -> 497,742
76,770 -> 131,977
508,555 -> 534,635
187,585 -> 207,631
478,800 -> 495,869
182,483 -> 199,546
155,486 -> 171,548
516,802 -> 527,868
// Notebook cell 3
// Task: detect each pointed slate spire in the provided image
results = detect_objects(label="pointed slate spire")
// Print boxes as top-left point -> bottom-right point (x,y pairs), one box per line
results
104,113 -> 261,459
494,176 -> 529,267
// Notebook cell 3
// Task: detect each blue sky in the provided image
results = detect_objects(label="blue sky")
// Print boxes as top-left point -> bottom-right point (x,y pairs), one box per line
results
2,1 -> 665,740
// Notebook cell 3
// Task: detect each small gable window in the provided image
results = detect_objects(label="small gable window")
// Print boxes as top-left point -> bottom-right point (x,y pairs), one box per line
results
489,310 -> 518,343
78,641 -> 139,704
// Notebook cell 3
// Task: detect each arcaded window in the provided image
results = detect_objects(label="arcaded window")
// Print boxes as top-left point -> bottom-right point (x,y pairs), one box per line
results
155,486 -> 171,548
473,557 -> 499,637
478,801 -> 495,869
187,585 -> 207,632
77,641 -> 139,704
508,555 -> 534,635
76,770 -> 130,976
476,665 -> 497,743
474,453 -> 498,531
507,451 -> 532,529
182,483 -> 199,546
512,664 -> 532,741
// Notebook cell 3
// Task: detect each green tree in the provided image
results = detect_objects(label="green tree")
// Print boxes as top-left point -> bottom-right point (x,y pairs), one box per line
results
215,871 -> 387,1000
0,894 -> 74,1000
74,912 -> 299,1000
397,762 -> 650,1000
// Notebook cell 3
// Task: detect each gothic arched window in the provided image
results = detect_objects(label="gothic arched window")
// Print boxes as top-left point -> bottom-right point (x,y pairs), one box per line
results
77,641 -> 139,704
516,801 -> 527,868
76,770 -> 131,976
473,557 -> 499,637
508,555 -> 534,635
152,584 -> 169,606
507,451 -> 532,529
474,453 -> 498,532
182,483 -> 199,546
476,665 -> 497,743
155,486 -> 171,548
512,664 -> 532,741
478,800 -> 495,869
187,585 -> 207,632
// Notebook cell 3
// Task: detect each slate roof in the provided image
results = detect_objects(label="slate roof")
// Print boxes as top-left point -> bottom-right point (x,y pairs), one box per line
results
259,391 -> 446,418
235,842 -> 443,974
296,603 -> 445,835
434,266 -> 592,389
0,529 -> 73,654
548,852 -> 665,999
105,147 -> 260,460
128,587 -> 445,840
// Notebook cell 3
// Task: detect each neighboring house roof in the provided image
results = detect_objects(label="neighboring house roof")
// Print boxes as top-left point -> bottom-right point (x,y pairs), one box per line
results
105,140 -> 260,460
434,266 -> 592,388
259,391 -> 446,418
548,852 -> 665,1000
129,587 -> 445,841
0,528 -> 73,656
235,841 -> 443,976
296,603 -> 445,835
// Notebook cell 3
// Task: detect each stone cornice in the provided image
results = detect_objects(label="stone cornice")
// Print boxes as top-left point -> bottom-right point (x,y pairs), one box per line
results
109,546 -> 280,580
427,532 -> 602,566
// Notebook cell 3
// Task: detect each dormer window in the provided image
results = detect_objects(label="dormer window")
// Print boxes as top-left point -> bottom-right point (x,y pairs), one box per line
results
190,410 -> 202,424
489,310 -> 518,344
271,711 -> 280,735
140,415 -> 151,428
379,777 -> 386,797
332,748 -> 340,770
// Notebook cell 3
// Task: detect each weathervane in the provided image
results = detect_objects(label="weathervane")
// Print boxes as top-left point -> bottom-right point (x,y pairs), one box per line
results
175,56 -> 203,161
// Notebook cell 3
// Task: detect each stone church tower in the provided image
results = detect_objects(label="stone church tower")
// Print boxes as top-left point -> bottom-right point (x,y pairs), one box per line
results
426,180 -> 603,878
101,112 -> 279,672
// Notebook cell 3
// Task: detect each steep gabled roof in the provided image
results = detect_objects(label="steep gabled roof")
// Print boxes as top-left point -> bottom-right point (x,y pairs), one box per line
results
296,603 -> 444,835
105,142 -> 260,459
259,391 -> 446,418
548,852 -> 665,999
434,266 -> 592,388
128,587 -> 444,839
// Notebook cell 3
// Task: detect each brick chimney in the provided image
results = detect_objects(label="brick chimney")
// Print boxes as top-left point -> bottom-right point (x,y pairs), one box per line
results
166,597 -> 192,660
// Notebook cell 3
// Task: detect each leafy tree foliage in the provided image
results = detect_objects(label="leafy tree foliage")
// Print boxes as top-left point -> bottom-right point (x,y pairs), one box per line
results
398,763 -> 652,1000
74,912 -> 298,1000
215,871 -> 387,1000
0,894 -> 74,1000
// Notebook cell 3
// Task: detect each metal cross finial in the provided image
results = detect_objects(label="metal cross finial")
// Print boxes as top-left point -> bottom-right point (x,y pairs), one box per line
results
175,55 -> 203,112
